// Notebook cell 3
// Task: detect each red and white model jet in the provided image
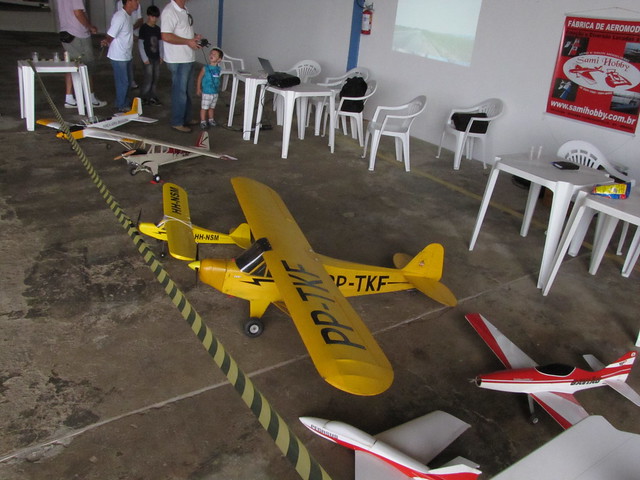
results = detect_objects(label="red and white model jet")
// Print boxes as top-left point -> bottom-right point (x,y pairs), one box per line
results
300,412 -> 481,480
466,313 -> 640,428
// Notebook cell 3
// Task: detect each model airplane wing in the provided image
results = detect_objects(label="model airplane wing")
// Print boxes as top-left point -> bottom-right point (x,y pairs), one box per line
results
84,127 -> 237,160
161,183 -> 197,261
530,391 -> 589,429
375,411 -> 471,465
231,176 -> 393,396
465,313 -> 537,369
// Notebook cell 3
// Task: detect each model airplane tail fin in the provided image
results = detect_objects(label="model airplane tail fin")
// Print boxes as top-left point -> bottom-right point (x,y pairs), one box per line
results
229,222 -> 252,249
126,97 -> 143,116
590,351 -> 640,406
394,244 -> 457,307
195,131 -> 210,150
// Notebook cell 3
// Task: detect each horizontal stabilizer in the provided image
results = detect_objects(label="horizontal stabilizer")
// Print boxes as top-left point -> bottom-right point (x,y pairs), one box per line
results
465,313 -> 536,370
605,380 -> 640,406
404,275 -> 457,307
375,411 -> 470,465
132,115 -> 158,124
36,118 -> 61,129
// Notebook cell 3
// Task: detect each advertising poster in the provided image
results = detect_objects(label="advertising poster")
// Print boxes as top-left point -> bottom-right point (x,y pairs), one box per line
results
547,16 -> 640,133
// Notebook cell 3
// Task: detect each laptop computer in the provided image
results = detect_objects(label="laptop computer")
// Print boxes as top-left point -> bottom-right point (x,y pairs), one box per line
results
258,57 -> 276,75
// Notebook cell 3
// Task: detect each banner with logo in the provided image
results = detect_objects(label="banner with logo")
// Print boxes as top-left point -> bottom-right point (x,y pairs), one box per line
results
546,16 -> 640,133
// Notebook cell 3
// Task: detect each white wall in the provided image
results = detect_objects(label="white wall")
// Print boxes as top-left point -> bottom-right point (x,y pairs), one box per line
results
222,0 -> 640,178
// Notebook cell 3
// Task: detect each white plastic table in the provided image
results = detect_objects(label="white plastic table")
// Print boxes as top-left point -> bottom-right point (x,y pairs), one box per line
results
253,83 -> 335,159
542,189 -> 640,295
18,60 -> 93,131
469,153 -> 612,288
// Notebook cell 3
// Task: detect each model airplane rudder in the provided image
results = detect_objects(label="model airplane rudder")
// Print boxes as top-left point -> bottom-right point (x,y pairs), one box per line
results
396,244 -> 457,307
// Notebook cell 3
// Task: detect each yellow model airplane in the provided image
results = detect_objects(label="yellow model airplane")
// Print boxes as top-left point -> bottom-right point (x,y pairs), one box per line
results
138,183 -> 252,258
163,178 -> 457,396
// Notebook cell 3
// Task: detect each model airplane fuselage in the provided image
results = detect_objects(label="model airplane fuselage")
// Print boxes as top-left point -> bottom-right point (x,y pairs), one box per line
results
37,97 -> 157,140
476,353 -> 636,395
467,313 -> 640,428
300,413 -> 480,480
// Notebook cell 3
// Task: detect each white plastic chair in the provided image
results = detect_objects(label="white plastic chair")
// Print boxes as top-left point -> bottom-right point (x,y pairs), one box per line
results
552,141 -> 635,259
323,80 -> 377,147
272,59 -> 322,126
219,54 -> 246,92
542,189 -> 640,295
436,98 -> 504,170
308,67 -> 370,134
287,59 -> 321,83
362,95 -> 427,172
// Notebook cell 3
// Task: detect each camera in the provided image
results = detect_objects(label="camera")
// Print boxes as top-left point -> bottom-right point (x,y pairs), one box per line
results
198,38 -> 211,48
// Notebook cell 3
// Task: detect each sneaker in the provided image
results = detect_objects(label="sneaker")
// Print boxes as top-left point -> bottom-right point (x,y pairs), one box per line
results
92,98 -> 107,108
200,121 -> 209,130
172,125 -> 192,133
64,99 -> 77,108
208,119 -> 217,127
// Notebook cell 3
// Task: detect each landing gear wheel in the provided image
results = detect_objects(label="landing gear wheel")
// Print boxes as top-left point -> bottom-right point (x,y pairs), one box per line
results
129,166 -> 138,176
153,174 -> 161,183
530,415 -> 539,425
244,318 -> 264,337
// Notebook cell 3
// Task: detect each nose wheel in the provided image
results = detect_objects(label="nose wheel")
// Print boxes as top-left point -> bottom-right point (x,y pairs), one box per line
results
244,318 -> 264,337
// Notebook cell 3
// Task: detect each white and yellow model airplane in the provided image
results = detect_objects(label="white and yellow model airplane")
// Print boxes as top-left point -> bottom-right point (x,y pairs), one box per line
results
159,178 -> 457,396
138,182 -> 252,256
37,97 -> 157,139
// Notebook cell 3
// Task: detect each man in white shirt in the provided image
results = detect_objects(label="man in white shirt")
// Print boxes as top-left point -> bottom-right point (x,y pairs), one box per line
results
101,0 -> 140,111
161,0 -> 203,132
56,0 -> 107,108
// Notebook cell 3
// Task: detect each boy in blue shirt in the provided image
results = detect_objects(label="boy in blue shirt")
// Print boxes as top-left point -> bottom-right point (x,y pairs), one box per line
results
196,48 -> 223,129
138,5 -> 163,106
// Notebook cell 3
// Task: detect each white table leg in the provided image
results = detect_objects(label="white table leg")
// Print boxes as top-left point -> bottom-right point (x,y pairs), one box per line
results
79,65 -> 93,118
253,85 -> 266,145
23,67 -> 35,131
622,227 -> 640,278
228,75 -> 239,127
18,65 -> 25,119
71,71 -> 86,117
280,92 -> 295,159
243,78 -> 258,141
521,182 -> 542,237
469,164 -> 501,250
542,193 -> 590,295
328,93 -> 335,153
588,215 -> 619,275
537,181 -> 574,288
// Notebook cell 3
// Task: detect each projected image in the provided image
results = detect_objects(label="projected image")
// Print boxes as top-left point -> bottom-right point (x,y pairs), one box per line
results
393,0 -> 483,67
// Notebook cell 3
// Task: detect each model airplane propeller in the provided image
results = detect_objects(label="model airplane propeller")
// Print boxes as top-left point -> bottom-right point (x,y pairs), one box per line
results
156,178 -> 457,396
300,412 -> 481,480
466,313 -> 640,428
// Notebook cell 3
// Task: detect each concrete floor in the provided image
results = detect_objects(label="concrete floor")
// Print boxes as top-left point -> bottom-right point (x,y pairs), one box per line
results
1,31 -> 638,480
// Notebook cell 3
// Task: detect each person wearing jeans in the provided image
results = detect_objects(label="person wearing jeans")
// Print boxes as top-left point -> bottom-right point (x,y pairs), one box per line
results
161,0 -> 203,132
102,0 -> 139,111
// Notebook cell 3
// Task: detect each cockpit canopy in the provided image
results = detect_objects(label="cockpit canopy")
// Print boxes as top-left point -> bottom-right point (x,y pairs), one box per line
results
535,363 -> 575,376
235,238 -> 272,277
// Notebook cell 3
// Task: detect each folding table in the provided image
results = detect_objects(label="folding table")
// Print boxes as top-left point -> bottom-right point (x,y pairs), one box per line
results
18,60 -> 93,131
469,153 -> 612,288
253,83 -> 335,159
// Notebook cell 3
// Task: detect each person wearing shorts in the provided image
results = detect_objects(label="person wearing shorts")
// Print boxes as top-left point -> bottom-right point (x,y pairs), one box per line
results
196,47 -> 223,130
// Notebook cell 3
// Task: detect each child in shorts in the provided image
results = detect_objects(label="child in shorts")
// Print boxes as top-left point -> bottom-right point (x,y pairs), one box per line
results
196,47 -> 223,130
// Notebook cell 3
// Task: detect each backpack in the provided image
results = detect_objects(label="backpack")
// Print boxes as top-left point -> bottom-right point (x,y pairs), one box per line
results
339,77 -> 368,112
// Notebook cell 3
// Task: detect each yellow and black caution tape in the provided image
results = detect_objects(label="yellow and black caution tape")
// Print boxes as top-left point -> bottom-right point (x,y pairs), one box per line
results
29,62 -> 331,480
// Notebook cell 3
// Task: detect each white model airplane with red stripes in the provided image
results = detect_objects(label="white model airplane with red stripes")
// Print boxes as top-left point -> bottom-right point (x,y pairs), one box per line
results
300,412 -> 481,480
466,312 -> 640,428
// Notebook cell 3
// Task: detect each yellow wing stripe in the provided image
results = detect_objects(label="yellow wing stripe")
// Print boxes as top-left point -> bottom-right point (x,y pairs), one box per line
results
232,177 -> 393,396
